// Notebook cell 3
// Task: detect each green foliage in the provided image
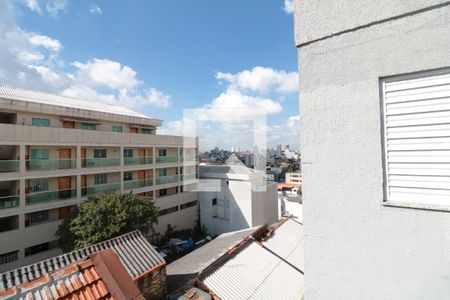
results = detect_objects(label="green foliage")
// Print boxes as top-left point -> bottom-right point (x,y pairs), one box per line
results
56,192 -> 159,252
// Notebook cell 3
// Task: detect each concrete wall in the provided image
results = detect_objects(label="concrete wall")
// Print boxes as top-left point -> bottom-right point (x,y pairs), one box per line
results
296,0 -> 450,298
200,178 -> 277,236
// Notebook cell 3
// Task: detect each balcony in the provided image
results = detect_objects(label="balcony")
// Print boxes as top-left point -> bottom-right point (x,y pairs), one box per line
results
124,156 -> 153,165
26,188 -> 77,205
0,195 -> 20,209
156,155 -> 178,164
27,159 -> 76,171
155,175 -> 179,185
0,160 -> 20,172
123,179 -> 153,190
82,157 -> 120,168
82,182 -> 121,196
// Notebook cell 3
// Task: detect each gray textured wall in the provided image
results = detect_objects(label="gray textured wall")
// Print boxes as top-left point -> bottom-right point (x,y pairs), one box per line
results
296,1 -> 450,298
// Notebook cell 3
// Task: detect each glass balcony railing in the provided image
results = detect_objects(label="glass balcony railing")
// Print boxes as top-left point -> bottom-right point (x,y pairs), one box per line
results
155,155 -> 178,163
0,195 -> 20,209
27,159 -> 76,171
124,179 -> 153,190
124,156 -> 153,165
0,160 -> 20,172
82,183 -> 121,196
155,175 -> 179,185
26,189 -> 77,205
82,157 -> 120,168
181,173 -> 197,181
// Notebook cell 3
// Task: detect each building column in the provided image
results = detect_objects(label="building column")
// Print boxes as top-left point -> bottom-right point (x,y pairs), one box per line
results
19,178 -> 25,208
19,144 -> 26,173
76,175 -> 81,201
120,146 -> 124,192
76,146 -> 82,170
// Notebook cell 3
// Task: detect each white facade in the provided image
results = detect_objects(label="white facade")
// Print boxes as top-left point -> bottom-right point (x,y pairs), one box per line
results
0,86 -> 199,272
296,0 -> 450,298
198,165 -> 278,236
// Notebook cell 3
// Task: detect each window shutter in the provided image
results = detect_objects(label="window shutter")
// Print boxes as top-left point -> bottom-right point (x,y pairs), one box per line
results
382,70 -> 450,206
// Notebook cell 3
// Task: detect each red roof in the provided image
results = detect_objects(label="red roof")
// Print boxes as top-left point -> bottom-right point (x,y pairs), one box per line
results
0,249 -> 144,300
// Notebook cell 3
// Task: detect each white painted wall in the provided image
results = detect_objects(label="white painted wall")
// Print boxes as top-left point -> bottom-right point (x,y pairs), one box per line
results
296,0 -> 450,298
199,175 -> 278,236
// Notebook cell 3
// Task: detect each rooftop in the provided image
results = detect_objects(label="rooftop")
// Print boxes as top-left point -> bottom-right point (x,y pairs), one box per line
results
166,226 -> 263,293
0,249 -> 144,300
0,86 -> 162,126
0,230 -> 165,291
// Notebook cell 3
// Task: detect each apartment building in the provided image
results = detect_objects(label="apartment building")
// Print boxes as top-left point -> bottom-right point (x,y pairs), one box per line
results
295,0 -> 450,298
285,172 -> 301,184
199,165 -> 277,236
0,86 -> 199,272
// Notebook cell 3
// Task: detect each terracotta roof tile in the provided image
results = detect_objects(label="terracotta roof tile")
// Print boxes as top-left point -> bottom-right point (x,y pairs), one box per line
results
0,249 -> 144,300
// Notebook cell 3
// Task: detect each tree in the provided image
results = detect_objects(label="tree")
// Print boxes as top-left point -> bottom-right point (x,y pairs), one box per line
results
56,192 -> 159,252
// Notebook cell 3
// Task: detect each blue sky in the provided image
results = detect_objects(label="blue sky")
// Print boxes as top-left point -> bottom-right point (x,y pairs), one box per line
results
1,0 -> 299,150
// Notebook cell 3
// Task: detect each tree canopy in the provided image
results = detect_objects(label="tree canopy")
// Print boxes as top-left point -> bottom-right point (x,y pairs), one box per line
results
56,192 -> 159,252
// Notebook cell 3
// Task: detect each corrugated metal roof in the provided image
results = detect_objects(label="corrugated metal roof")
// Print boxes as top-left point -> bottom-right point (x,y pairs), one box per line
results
203,242 -> 304,300
0,85 -> 152,120
166,227 -> 259,293
0,230 -> 165,291
262,218 -> 304,270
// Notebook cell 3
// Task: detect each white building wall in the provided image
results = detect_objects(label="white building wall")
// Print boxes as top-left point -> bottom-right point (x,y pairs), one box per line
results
199,178 -> 277,236
296,0 -> 450,298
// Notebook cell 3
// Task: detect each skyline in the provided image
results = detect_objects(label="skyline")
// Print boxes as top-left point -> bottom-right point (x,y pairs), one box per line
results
0,0 -> 299,149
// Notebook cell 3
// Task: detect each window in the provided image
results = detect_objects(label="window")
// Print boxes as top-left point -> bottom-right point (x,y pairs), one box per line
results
212,198 -> 217,206
141,128 -> 151,134
381,70 -> 450,208
124,171 -> 133,181
159,206 -> 178,216
27,210 -> 50,226
30,148 -> 49,160
112,125 -> 123,132
25,240 -> 58,257
94,149 -> 107,158
158,149 -> 167,156
124,149 -> 133,158
32,118 -> 50,127
29,178 -> 48,192
94,174 -> 107,185
81,123 -> 96,130
0,251 -> 18,265
159,188 -> 167,196
181,201 -> 197,210
158,168 -> 167,176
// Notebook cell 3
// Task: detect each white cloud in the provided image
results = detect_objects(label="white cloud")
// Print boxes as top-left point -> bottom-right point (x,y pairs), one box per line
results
89,4 -> 102,14
0,1 -> 171,111
72,59 -> 139,89
46,0 -> 69,17
287,115 -> 300,131
216,66 -> 298,94
283,0 -> 295,14
29,34 -> 62,52
25,0 -> 41,13
206,87 -> 282,119
158,120 -> 184,136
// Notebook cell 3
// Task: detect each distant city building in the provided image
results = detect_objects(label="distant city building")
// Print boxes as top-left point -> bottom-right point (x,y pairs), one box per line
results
0,86 -> 198,271
276,144 -> 282,156
285,172 -> 302,184
198,165 -> 277,236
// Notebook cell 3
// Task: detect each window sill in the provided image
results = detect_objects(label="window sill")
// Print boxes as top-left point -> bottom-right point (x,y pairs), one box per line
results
383,200 -> 450,212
